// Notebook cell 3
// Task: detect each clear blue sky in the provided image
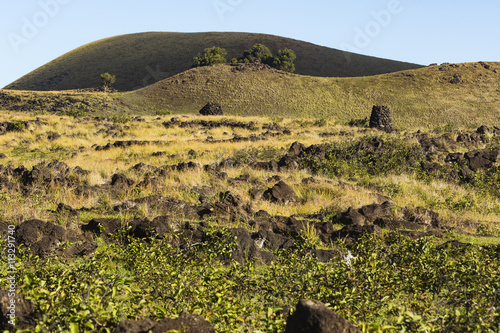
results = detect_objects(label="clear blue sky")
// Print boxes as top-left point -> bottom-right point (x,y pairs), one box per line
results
1,0 -> 499,88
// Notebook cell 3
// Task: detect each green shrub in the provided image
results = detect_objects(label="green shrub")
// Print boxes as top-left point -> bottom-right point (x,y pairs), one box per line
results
315,117 -> 329,127
304,136 -> 426,179
154,109 -> 172,116
111,115 -> 131,124
2,232 -> 499,332
11,120 -> 25,131
67,108 -> 86,118
192,47 -> 227,67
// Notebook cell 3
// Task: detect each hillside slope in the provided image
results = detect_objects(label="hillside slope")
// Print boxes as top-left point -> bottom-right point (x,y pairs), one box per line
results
4,32 -> 422,91
120,61 -> 500,128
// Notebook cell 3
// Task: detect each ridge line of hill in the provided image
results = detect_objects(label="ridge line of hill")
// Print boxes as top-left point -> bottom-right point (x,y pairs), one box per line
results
4,31 -> 423,91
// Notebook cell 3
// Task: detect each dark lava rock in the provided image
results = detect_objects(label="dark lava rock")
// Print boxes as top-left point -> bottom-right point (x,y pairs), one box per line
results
114,311 -> 215,333
332,224 -> 382,245
252,160 -> 279,171
22,160 -> 71,186
15,219 -> 91,258
288,141 -> 306,155
251,216 -> 308,239
0,290 -> 35,330
197,191 -> 252,222
130,216 -> 171,239
16,219 -> 68,257
81,218 -> 122,239
358,201 -> 394,223
464,149 -> 499,171
278,154 -> 303,170
199,102 -> 223,116
450,73 -> 462,84
218,228 -> 275,265
284,299 -> 362,333
152,151 -> 166,157
252,230 -> 295,251
335,207 -> 367,226
263,181 -> 299,205
476,125 -> 491,135
249,188 -> 265,200
110,173 -> 135,188
369,105 -> 394,132
114,318 -> 156,333
445,152 -> 465,165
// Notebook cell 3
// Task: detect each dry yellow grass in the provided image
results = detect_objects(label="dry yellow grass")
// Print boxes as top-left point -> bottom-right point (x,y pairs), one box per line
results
0,111 -> 499,241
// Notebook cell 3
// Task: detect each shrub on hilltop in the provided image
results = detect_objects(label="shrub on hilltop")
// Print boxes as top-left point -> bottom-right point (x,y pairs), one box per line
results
192,46 -> 228,67
194,43 -> 297,72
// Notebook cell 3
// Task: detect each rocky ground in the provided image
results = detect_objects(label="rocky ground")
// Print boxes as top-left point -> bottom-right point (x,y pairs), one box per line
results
0,112 -> 499,331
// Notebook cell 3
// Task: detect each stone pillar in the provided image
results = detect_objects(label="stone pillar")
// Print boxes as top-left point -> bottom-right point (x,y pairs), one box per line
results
369,105 -> 394,132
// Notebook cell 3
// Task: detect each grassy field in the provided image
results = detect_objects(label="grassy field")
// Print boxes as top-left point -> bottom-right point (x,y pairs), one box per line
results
4,32 -> 422,91
2,60 -> 500,130
0,110 -> 499,331
0,111 -> 498,234
121,61 -> 500,129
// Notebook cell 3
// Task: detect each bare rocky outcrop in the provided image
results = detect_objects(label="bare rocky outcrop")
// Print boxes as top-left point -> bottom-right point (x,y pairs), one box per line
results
199,102 -> 223,116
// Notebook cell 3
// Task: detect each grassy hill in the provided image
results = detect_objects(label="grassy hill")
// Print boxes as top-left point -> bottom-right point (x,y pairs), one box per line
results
4,32 -> 422,91
119,61 -> 500,129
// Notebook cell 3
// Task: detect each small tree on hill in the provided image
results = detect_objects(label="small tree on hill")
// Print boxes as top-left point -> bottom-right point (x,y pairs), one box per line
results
241,44 -> 273,65
272,48 -> 297,73
101,72 -> 116,93
192,47 -> 228,67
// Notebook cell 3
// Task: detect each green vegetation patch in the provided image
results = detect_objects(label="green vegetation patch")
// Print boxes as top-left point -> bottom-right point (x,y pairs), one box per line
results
3,234 -> 499,332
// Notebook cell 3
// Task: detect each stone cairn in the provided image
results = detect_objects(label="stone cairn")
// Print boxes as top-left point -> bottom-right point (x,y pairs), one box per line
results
369,105 -> 394,132
199,102 -> 223,116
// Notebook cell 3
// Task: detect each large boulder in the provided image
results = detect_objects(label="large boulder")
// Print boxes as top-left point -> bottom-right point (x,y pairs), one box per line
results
284,299 -> 362,333
332,224 -> 382,246
199,102 -> 223,116
336,207 -> 367,226
263,181 -> 299,205
464,149 -> 499,171
369,105 -> 394,132
358,201 -> 394,223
